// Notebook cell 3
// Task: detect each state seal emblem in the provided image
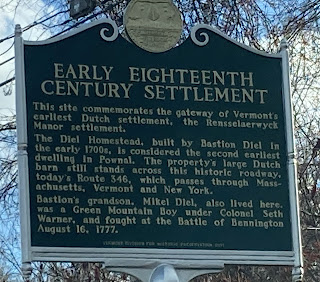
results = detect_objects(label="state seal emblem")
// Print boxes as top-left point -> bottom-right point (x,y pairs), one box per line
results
124,0 -> 183,53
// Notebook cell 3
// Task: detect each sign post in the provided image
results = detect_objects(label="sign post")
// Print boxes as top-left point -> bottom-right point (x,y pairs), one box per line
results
15,7 -> 303,282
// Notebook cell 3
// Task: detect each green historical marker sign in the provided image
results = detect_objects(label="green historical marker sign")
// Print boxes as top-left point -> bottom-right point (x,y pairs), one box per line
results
15,16 -> 303,282
25,21 -> 290,250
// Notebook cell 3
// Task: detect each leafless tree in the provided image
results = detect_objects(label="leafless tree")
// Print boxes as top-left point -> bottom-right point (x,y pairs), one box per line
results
1,0 -> 320,281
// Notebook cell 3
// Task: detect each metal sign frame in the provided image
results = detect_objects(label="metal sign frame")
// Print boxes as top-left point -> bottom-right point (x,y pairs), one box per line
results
15,19 -> 303,281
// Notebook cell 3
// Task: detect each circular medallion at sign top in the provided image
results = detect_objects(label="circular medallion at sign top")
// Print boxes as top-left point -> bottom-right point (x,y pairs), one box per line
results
124,0 -> 183,53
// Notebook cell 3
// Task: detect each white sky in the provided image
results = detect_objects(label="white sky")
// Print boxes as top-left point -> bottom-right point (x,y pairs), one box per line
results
0,0 -> 52,115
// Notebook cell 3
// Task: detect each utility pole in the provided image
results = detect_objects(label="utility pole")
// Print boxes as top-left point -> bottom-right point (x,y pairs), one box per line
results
69,0 -> 96,19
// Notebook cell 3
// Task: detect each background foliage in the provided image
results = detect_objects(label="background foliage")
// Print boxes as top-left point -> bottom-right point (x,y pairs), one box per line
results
1,0 -> 320,281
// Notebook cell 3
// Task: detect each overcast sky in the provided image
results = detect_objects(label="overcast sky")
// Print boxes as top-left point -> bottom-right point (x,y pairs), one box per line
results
0,0 -> 52,115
